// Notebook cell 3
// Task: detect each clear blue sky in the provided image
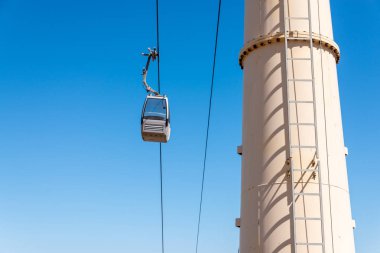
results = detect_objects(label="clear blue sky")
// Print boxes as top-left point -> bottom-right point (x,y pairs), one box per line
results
0,0 -> 378,252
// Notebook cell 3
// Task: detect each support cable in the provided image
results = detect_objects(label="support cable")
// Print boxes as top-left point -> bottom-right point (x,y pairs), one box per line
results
195,1 -> 222,253
159,143 -> 164,253
156,0 -> 161,94
155,0 -> 164,253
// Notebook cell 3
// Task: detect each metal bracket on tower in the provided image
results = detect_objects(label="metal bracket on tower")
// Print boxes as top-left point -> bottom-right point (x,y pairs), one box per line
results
237,145 -> 243,156
286,157 -> 292,178
235,218 -> 241,228
286,157 -> 292,166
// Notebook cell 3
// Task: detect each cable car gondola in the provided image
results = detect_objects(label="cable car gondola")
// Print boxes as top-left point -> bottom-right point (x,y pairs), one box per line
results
140,48 -> 171,143
141,94 -> 170,143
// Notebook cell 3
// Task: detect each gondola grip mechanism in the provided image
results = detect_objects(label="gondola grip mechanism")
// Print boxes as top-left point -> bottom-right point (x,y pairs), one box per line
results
142,48 -> 160,96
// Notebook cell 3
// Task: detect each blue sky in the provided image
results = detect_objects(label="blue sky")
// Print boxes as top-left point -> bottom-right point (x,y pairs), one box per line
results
0,0 -> 378,252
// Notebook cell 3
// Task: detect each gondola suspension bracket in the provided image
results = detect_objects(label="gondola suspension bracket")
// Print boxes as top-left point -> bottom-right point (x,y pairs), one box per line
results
142,48 -> 160,96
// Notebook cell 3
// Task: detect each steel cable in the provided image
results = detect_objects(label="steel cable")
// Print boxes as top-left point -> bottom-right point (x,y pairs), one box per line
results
195,0 -> 222,253
155,0 -> 164,253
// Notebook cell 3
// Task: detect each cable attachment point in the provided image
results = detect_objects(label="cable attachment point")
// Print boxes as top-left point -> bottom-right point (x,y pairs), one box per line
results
142,47 -> 159,61
141,48 -> 160,96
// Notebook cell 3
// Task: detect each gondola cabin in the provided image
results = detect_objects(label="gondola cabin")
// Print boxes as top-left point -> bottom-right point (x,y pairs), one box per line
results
141,95 -> 171,143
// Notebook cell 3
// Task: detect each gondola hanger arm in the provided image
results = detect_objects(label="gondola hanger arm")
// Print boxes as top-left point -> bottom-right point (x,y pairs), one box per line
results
142,48 -> 160,96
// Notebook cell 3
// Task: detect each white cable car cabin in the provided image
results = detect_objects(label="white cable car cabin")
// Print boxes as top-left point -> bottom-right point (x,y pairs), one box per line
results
141,95 -> 171,143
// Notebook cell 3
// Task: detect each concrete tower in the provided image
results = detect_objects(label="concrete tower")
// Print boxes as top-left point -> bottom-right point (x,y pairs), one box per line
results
237,0 -> 356,252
